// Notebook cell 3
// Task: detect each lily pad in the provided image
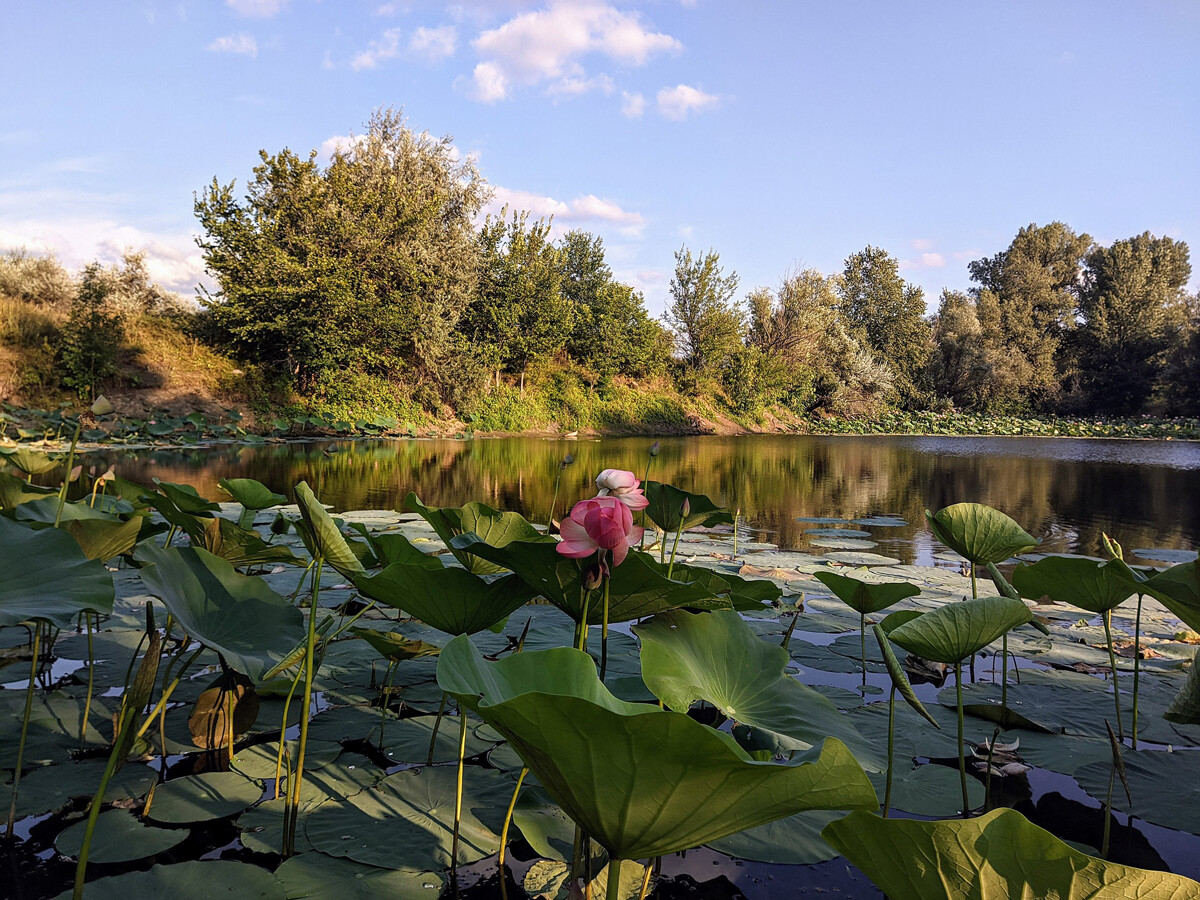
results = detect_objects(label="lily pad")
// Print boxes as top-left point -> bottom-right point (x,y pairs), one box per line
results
869,762 -> 983,817
51,860 -> 285,900
823,551 -> 902,566
56,808 -> 188,862
13,759 -> 157,818
707,809 -> 844,865
144,772 -> 263,824
1075,750 -> 1200,835
851,516 -> 908,528
805,528 -> 873,538
374,713 -> 498,764
1133,548 -> 1198,565
274,853 -> 442,900
0,516 -> 115,627
811,538 -> 878,550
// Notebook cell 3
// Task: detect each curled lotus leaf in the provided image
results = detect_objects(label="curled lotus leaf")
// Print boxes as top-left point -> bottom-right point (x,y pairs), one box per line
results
925,503 -> 1039,566
0,516 -> 114,627
1011,556 -> 1135,614
888,596 -> 1033,664
813,570 -> 920,615
436,635 -> 877,860
643,481 -> 734,533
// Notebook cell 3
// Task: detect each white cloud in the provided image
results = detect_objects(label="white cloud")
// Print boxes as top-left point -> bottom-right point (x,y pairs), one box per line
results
546,73 -> 613,98
484,185 -> 645,236
351,28 -> 402,70
468,1 -> 680,102
226,0 -> 288,17
408,25 -> 458,62
206,33 -> 258,57
656,83 -> 718,120
911,238 -> 933,251
900,251 -> 947,270
620,91 -> 645,118
318,134 -> 367,160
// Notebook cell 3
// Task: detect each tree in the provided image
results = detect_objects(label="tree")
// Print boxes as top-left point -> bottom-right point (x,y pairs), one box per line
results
837,246 -> 931,406
665,247 -> 743,373
926,289 -> 1031,411
1074,233 -> 1191,413
465,209 -> 573,390
60,264 -> 125,400
195,108 -> 487,397
967,222 -> 1093,408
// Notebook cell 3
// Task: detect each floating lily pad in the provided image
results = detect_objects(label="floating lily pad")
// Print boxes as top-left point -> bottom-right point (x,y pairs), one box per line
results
796,517 -> 850,525
870,761 -> 983,817
805,528 -> 873,538
144,772 -> 263,824
1132,548 -> 1198,565
1075,750 -> 1200,835
274,853 -> 442,900
304,764 -> 510,870
811,538 -> 878,551
707,809 -> 844,865
55,808 -> 187,862
51,860 -> 285,900
13,759 -> 157,818
852,517 -> 908,528
376,713 -> 497,764
824,551 -> 902,566
231,740 -> 342,780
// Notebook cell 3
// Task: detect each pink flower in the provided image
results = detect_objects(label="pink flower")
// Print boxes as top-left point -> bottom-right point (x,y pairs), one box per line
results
556,496 -> 645,567
594,468 -> 649,511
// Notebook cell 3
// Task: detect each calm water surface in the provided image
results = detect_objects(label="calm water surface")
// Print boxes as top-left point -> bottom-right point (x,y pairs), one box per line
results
84,434 -> 1200,563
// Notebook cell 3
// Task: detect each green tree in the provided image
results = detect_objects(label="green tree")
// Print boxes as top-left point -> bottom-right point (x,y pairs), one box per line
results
837,246 -> 931,407
926,289 -> 1031,411
465,209 -> 573,390
195,108 -> 486,397
968,222 -> 1093,408
1165,292 -> 1200,415
665,247 -> 743,374
60,263 -> 125,400
1074,232 -> 1191,413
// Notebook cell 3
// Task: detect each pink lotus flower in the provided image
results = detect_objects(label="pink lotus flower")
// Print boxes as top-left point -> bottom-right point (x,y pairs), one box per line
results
594,468 -> 649,511
556,496 -> 645,567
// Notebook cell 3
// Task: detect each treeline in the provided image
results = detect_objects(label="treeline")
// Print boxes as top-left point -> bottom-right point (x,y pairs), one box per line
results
5,108 -> 1198,425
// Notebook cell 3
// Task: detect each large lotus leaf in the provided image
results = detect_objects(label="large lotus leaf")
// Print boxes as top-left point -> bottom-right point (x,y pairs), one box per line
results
295,481 -> 364,578
50,860 -> 286,900
137,545 -> 306,680
925,503 -> 1039,566
13,759 -> 156,818
1142,560 -> 1200,633
197,515 -> 301,568
154,479 -> 221,515
274,853 -> 442,900
888,596 -> 1033,664
822,808 -> 1200,899
13,496 -> 127,524
304,764 -> 510,870
643,480 -> 734,533
1165,648 -> 1200,725
62,514 -> 145,561
706,809 -> 844,865
354,563 -> 536,635
406,492 -> 547,575
55,808 -> 187,862
0,516 -> 114,626
0,695 -> 113,766
143,489 -> 207,540
2,447 -> 62,476
347,523 -> 441,570
666,561 -> 781,610
350,627 -> 441,663
219,477 -> 287,510
436,636 -> 877,860
0,471 -> 56,508
451,537 -> 728,625
634,610 -> 879,767
1011,556 -> 1135,613
813,570 -> 920,615
143,771 -> 263,824
1075,751 -> 1200,835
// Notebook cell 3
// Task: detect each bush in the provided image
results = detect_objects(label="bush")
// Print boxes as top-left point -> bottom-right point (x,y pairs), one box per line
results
60,264 -> 125,399
0,249 -> 75,309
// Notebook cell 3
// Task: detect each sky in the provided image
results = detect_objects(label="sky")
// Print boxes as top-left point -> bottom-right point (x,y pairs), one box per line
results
2,0 -> 1198,315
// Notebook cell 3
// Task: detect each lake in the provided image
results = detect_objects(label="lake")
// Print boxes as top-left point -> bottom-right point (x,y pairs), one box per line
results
84,434 -> 1200,564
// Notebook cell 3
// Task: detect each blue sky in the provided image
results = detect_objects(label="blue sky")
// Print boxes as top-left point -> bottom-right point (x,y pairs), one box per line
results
2,0 -> 1198,314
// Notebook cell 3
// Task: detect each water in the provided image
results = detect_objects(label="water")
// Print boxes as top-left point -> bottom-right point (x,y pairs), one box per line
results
82,434 -> 1200,561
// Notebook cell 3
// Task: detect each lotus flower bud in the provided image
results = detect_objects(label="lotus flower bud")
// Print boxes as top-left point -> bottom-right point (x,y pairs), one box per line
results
648,441 -> 661,458
582,559 -> 609,591
679,497 -> 690,518
561,453 -> 575,469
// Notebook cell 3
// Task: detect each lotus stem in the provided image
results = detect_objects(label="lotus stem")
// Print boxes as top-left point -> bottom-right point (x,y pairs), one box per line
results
667,527 -> 683,578
226,687 -> 235,762
1000,633 -> 1008,712
1132,593 -> 1144,749
1102,764 -> 1115,859
1102,610 -> 1124,741
498,767 -> 528,872
859,612 -> 867,689
636,860 -> 653,900
378,660 -> 397,752
284,557 -> 324,857
81,612 -> 95,748
54,422 -> 82,528
983,726 -> 1000,812
883,686 -> 895,818
577,587 -> 591,654
732,508 -> 740,559
638,456 -> 654,549
274,665 -> 306,802
606,858 -> 624,900
71,737 -> 120,900
133,644 -> 205,742
547,469 -> 563,530
600,576 -> 611,682
6,622 -> 42,836
780,609 -> 800,650
955,660 -> 969,819
968,563 -> 977,683
427,692 -> 449,766
450,708 -> 468,886
164,524 -> 177,549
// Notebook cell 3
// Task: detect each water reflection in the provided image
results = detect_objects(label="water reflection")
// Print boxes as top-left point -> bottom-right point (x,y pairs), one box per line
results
82,435 -> 1200,563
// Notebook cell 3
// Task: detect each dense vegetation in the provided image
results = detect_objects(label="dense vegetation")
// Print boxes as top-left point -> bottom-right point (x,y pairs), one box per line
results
2,108 -> 1198,433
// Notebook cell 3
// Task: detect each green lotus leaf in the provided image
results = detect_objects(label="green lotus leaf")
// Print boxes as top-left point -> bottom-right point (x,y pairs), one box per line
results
706,809 -> 844,865
822,807 -> 1200,899
0,516 -> 114,627
137,545 -> 306,680
274,853 -> 442,900
350,627 -> 441,663
1165,648 -> 1200,725
873,624 -> 939,727
143,771 -> 263,824
353,563 -> 536,635
643,481 -> 734,533
451,537 -> 728,625
50,860 -> 286,900
196,515 -> 301,568
925,503 -> 1039,566
13,759 -> 156,818
55,808 -> 187,862
1142,560 -> 1200,633
61,514 -> 145,561
813,570 -> 920,614
347,523 -> 440,570
1011,556 -> 1135,613
666,561 -> 781,610
1,447 -> 61,476
295,481 -> 364,578
436,635 -> 877,860
888,596 -> 1033,664
153,479 -> 221,515
635,610 -> 879,767
1075,750 -> 1200,836
0,471 -> 56,508
406,492 -> 547,575
219,477 -> 287,510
